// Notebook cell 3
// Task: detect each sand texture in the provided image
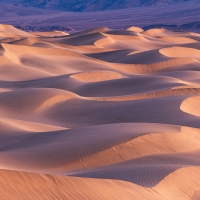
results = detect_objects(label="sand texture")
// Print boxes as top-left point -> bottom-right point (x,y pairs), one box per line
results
1,24 -> 200,199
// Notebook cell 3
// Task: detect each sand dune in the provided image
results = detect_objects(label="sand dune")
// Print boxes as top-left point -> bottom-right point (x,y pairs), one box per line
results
180,96 -> 200,117
160,36 -> 198,44
1,167 -> 200,200
160,46 -> 200,58
0,24 -> 35,38
31,31 -> 69,37
70,70 -> 126,82
127,26 -> 144,33
1,24 -> 200,199
0,116 -> 65,133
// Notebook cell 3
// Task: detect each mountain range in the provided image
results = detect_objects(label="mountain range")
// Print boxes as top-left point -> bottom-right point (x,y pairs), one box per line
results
0,0 -> 199,33
17,0 -> 191,12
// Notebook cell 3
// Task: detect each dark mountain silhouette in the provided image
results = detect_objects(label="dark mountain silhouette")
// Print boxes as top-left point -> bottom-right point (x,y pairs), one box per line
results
20,0 -> 191,12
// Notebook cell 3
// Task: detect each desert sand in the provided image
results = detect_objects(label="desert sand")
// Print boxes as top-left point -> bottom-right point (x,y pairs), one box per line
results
0,24 -> 200,199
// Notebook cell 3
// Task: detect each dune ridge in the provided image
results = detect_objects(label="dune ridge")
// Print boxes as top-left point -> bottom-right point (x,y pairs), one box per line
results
0,24 -> 200,199
1,167 -> 200,200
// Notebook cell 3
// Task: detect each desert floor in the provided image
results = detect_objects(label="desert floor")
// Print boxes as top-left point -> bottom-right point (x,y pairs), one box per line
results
1,24 -> 200,199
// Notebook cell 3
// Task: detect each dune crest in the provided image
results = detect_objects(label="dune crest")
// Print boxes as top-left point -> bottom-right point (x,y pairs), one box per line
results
1,167 -> 200,200
0,24 -> 35,37
180,96 -> 200,117
1,24 -> 200,199
70,70 -> 126,82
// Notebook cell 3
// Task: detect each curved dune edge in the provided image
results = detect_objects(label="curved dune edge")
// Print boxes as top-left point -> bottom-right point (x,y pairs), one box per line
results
45,42 -> 117,53
160,36 -> 198,43
0,123 -> 180,171
70,70 -> 126,82
0,24 -> 35,38
180,96 -> 200,117
46,34 -> 117,53
0,88 -> 11,93
142,28 -> 167,36
31,31 -> 70,37
0,88 -> 75,115
127,26 -> 144,33
1,167 -> 200,200
93,88 -> 200,102
94,37 -> 115,47
93,35 -> 149,50
0,168 -> 158,200
11,37 -> 43,46
36,88 -> 200,113
102,33 -> 149,41
153,167 -> 200,199
36,92 -> 80,112
108,57 -> 198,74
172,85 -> 200,89
52,126 -> 200,171
1,43 -> 85,63
84,27 -> 109,35
14,40 -> 61,49
0,117 -> 66,132
0,62 -> 57,81
2,124 -> 200,174
1,43 -> 84,57
159,46 -> 200,57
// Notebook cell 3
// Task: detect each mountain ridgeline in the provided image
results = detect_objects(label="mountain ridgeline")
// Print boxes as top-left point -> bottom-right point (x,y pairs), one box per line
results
20,0 -> 191,12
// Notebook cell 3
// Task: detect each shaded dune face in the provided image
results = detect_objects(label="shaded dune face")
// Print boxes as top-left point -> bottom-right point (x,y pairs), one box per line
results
1,24 -> 200,199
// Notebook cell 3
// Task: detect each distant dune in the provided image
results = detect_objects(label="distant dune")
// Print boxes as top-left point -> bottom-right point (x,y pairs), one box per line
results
1,24 -> 200,199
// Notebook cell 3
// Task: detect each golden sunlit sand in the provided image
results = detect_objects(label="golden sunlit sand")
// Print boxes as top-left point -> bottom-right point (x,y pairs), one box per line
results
1,24 -> 200,199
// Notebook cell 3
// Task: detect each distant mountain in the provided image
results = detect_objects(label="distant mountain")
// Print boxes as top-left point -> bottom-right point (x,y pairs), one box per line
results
1,0 -> 200,34
15,25 -> 76,34
20,0 -> 191,12
143,22 -> 200,32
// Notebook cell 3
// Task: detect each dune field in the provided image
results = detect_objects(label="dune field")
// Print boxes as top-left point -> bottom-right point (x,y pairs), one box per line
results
1,24 -> 200,199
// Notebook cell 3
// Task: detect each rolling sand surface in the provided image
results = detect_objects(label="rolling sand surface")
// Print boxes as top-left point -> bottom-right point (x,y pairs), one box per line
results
1,24 -> 200,199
